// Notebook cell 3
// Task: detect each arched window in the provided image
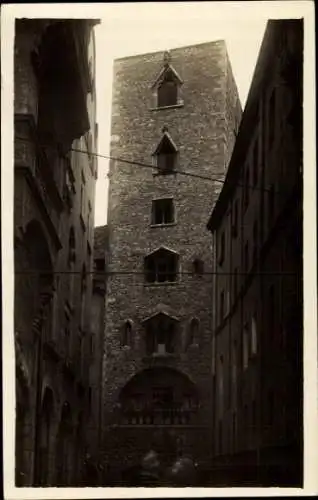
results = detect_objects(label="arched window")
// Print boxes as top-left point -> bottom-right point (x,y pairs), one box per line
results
158,77 -> 178,107
156,66 -> 182,108
153,133 -> 178,175
121,320 -> 132,347
188,318 -> 199,348
144,313 -> 178,356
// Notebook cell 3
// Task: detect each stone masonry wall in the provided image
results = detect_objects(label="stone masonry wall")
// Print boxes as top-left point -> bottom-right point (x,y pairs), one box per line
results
103,40 -> 241,467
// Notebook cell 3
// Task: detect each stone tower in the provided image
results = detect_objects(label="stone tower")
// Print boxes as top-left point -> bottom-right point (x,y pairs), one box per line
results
103,41 -> 241,476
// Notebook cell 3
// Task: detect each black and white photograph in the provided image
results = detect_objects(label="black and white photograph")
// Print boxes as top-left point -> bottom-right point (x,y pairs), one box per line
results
1,1 -> 317,496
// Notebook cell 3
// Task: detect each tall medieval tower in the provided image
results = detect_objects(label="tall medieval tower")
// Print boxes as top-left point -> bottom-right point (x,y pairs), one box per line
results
103,41 -> 241,474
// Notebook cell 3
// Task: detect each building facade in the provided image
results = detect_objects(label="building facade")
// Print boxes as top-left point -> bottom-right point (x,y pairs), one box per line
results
86,225 -> 109,483
102,41 -> 241,478
207,20 -> 303,486
14,18 -> 99,486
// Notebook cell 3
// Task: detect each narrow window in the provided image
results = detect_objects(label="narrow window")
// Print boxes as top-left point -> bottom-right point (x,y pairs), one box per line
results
252,400 -> 256,429
268,184 -> 275,228
253,220 -> 258,263
147,316 -> 177,355
269,89 -> 276,147
244,241 -> 249,272
219,356 -> 224,414
220,291 -> 225,321
219,231 -> 225,265
121,321 -> 132,347
232,412 -> 237,452
153,132 -> 178,175
243,321 -> 249,369
244,167 -> 250,210
193,258 -> 204,276
90,334 -> 94,355
94,258 -> 105,273
157,150 -> 176,173
88,388 -> 92,414
68,227 -> 76,266
232,199 -> 238,237
152,199 -> 174,225
188,318 -> 199,347
268,391 -> 274,425
268,285 -> 275,340
157,73 -> 178,107
253,139 -> 258,186
64,311 -> 70,357
218,420 -> 223,455
233,267 -> 238,298
251,316 -> 257,355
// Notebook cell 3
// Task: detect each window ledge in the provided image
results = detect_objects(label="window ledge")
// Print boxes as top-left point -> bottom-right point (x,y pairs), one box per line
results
149,102 -> 184,111
150,222 -> 177,228
153,171 -> 177,177
144,281 -> 178,287
151,352 -> 178,358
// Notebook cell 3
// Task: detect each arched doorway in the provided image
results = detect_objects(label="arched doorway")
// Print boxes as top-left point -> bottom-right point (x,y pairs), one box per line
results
119,367 -> 199,426
116,368 -> 199,467
56,402 -> 73,486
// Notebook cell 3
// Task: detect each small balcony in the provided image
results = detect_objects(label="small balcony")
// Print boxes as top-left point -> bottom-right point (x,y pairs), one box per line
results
120,408 -> 197,426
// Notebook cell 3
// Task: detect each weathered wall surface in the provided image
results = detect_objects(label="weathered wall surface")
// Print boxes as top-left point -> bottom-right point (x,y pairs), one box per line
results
102,40 -> 241,470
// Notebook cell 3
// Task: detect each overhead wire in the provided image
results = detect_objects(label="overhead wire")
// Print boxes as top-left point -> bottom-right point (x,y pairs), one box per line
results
13,135 -> 296,281
15,135 -> 277,194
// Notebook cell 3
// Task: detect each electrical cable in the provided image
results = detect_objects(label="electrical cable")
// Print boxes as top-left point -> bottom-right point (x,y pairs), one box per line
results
15,135 -> 278,194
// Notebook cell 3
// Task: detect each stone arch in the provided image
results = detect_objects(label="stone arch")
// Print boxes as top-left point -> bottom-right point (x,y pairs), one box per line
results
117,367 -> 199,425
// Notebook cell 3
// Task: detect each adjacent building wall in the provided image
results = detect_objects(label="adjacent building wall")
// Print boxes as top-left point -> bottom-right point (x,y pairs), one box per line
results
207,19 -> 303,486
14,19 -> 99,486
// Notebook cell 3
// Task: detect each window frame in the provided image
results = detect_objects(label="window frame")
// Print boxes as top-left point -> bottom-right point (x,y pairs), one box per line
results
151,198 -> 175,226
144,249 -> 179,285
